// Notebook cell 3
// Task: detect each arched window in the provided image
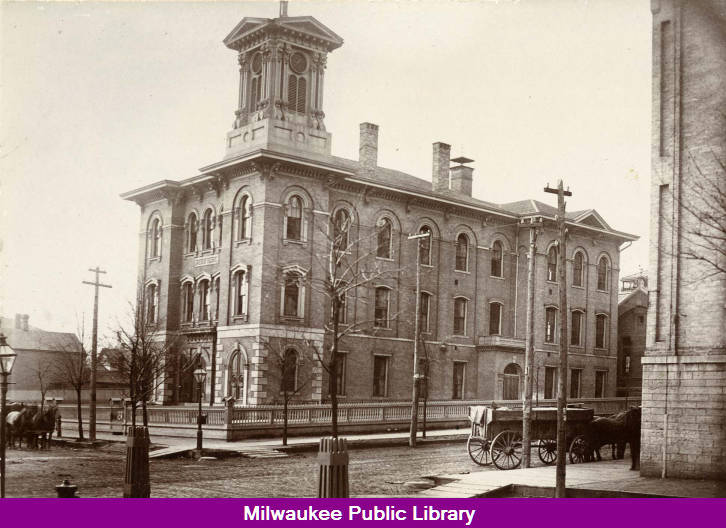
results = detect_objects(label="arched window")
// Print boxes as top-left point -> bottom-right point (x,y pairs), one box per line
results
287,75 -> 306,113
489,302 -> 503,335
146,283 -> 158,324
503,363 -> 521,400
286,195 -> 303,241
333,209 -> 350,252
182,282 -> 194,322
187,213 -> 198,253
491,240 -> 503,277
420,292 -> 432,333
597,256 -> 610,291
547,245 -> 558,282
376,218 -> 392,259
374,287 -> 391,328
233,269 -> 248,317
282,271 -> 304,318
571,310 -> 584,346
228,351 -> 246,401
202,209 -> 214,250
249,53 -> 262,112
281,349 -> 298,393
573,251 -> 584,287
238,195 -> 252,240
453,297 -> 468,336
213,277 -> 220,321
419,225 -> 432,265
150,218 -> 161,258
545,307 -> 557,343
199,280 -> 210,322
595,314 -> 608,348
455,234 -> 469,271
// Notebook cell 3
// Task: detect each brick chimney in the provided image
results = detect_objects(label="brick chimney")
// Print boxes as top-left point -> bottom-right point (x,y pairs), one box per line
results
359,122 -> 379,177
432,142 -> 451,193
450,157 -> 474,196
22,314 -> 29,331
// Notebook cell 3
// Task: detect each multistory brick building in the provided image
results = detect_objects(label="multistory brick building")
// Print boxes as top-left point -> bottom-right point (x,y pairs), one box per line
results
122,5 -> 636,406
642,0 -> 726,479
617,272 -> 648,398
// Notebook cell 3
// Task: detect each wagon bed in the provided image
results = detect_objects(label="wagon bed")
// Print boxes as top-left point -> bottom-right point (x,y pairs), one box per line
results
467,406 -> 594,470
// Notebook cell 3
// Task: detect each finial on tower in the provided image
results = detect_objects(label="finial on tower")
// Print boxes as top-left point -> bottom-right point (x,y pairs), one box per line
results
280,1 -> 288,17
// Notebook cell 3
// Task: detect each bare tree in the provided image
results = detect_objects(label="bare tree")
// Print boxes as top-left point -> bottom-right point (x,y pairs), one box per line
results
111,300 -> 177,428
31,358 -> 54,412
48,325 -> 90,440
676,148 -> 726,281
260,332 -> 315,446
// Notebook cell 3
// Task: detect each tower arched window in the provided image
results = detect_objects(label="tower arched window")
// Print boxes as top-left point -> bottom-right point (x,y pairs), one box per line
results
455,234 -> 469,271
187,213 -> 198,253
573,251 -> 585,287
376,218 -> 392,259
419,292 -> 432,333
491,241 -> 503,277
547,245 -> 558,282
233,269 -> 249,317
213,277 -> 220,321
597,256 -> 610,291
419,225 -> 432,266
238,195 -> 252,240
285,195 -> 303,241
287,75 -> 307,113
202,209 -> 214,250
571,310 -> 584,346
146,283 -> 158,324
281,270 -> 305,319
150,218 -> 161,258
374,287 -> 391,328
545,307 -> 557,343
489,302 -> 503,335
333,209 -> 351,252
453,297 -> 468,336
596,314 -> 609,349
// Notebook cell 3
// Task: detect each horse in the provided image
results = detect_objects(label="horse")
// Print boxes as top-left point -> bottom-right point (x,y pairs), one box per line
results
584,407 -> 641,470
26,406 -> 59,449
5,405 -> 35,448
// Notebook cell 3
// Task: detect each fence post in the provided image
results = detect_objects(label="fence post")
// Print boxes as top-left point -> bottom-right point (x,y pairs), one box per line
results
317,437 -> 349,498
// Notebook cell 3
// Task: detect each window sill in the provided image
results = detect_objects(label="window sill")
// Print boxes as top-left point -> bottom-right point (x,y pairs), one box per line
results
545,280 -> 559,285
570,344 -> 585,350
594,347 -> 609,352
421,264 -> 434,269
147,256 -> 161,263
595,289 -> 610,294
283,238 -> 306,246
280,316 -> 304,323
489,275 -> 504,280
375,256 -> 394,262
571,285 -> 585,290
373,325 -> 392,331
454,269 -> 470,275
232,314 -> 249,323
452,333 -> 468,338
235,239 -> 252,247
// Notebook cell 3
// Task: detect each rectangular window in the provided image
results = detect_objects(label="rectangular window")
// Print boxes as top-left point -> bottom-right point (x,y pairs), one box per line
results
372,355 -> 389,397
569,369 -> 582,399
489,303 -> 502,335
545,307 -> 557,343
453,298 -> 467,336
570,311 -> 583,346
374,287 -> 390,328
595,370 -> 607,398
283,273 -> 303,318
235,271 -> 247,316
452,362 -> 465,400
544,366 -> 557,400
420,292 -> 430,333
595,314 -> 607,349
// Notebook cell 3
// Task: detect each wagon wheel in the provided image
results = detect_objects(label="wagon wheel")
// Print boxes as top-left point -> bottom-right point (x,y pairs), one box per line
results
569,435 -> 589,464
467,437 -> 492,466
490,430 -> 522,470
537,439 -> 557,465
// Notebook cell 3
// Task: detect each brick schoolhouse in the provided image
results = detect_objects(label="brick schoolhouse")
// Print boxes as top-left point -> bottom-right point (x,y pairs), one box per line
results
122,4 -> 636,406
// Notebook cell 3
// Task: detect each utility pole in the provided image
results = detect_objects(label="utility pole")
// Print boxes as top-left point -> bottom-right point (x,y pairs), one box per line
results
408,231 -> 430,447
521,215 -> 542,468
82,267 -> 112,442
544,180 -> 572,498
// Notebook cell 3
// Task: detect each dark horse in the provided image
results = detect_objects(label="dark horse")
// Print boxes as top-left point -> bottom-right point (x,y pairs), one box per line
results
584,407 -> 641,470
26,406 -> 59,449
5,404 -> 36,448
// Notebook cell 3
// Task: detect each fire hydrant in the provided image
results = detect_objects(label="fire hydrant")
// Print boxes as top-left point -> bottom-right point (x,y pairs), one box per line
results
55,479 -> 78,498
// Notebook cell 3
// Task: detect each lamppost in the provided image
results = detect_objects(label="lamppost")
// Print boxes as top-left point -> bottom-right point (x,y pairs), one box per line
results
194,368 -> 207,455
0,333 -> 18,498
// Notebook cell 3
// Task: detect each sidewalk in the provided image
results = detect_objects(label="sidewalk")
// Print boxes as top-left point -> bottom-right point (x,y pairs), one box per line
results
54,422 -> 469,452
418,458 -> 726,498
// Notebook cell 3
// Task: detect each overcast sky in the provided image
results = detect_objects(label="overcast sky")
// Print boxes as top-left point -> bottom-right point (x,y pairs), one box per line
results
0,0 -> 652,335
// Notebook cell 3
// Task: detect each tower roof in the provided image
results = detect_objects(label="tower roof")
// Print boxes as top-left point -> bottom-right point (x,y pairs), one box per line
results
223,15 -> 344,52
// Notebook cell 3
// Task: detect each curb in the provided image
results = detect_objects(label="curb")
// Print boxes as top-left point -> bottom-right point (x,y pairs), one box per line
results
277,433 -> 468,454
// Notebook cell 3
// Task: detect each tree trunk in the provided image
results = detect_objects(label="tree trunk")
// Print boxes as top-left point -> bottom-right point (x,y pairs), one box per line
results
282,392 -> 288,446
330,297 -> 340,439
142,398 -> 148,428
76,388 -> 84,441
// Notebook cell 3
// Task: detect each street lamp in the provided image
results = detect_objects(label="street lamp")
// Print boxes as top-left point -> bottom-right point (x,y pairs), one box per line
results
0,332 -> 17,498
193,368 -> 207,454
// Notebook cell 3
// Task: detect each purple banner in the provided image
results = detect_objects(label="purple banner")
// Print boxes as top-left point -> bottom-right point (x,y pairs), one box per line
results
0,498 -> 718,527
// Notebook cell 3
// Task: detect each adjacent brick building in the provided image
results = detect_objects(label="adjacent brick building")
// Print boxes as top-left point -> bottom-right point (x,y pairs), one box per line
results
122,5 -> 636,406
617,272 -> 648,398
642,0 -> 726,479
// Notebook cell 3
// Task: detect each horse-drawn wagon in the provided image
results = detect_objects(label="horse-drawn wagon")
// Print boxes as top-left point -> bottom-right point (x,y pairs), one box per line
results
467,405 -> 593,470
